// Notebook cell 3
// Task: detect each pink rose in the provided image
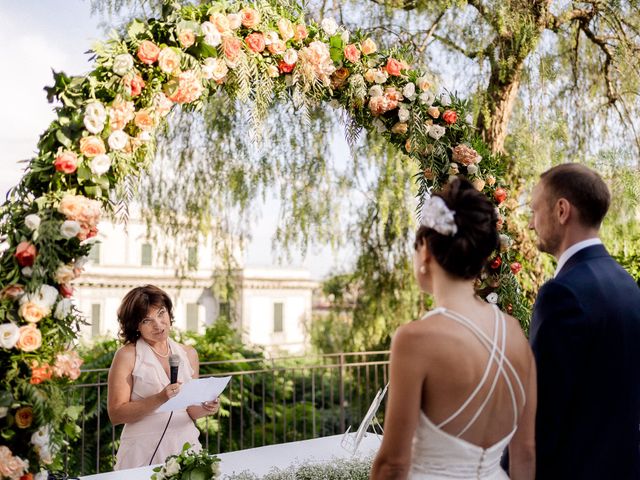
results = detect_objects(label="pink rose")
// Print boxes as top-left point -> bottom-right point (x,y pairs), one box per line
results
137,40 -> 160,64
240,7 -> 261,29
222,35 -> 242,61
54,150 -> 79,174
344,44 -> 360,63
385,57 -> 403,76
178,29 -> 196,48
79,136 -> 106,158
452,144 -> 481,166
246,32 -> 266,53
53,351 -> 83,380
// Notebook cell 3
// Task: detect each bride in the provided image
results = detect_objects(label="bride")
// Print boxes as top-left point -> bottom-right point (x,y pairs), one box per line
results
371,178 -> 536,479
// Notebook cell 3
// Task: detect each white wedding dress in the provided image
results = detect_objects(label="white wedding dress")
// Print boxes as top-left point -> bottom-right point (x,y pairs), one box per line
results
407,306 -> 526,479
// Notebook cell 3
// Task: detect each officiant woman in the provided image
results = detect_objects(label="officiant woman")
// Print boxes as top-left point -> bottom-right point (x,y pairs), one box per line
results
107,284 -> 220,469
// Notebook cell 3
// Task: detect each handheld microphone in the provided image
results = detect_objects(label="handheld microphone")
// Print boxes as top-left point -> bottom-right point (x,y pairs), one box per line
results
169,354 -> 180,385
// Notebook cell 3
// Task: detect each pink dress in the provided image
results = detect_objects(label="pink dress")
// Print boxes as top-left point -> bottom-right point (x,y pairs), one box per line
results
114,338 -> 201,469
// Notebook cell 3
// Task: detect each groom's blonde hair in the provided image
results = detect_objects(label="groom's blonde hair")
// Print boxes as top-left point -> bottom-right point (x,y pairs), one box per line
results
540,163 -> 610,228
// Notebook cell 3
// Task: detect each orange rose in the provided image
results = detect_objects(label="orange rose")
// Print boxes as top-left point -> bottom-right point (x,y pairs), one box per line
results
178,30 -> 195,48
79,136 -> 106,158
222,35 -> 242,61
240,7 -> 261,28
344,44 -> 360,63
385,57 -> 403,76
137,40 -> 160,64
279,60 -> 294,73
15,242 -> 37,267
15,406 -> 33,429
21,474 -> 34,480
16,325 -> 42,352
245,32 -> 266,53
30,362 -> 53,385
442,109 -> 458,125
54,150 -> 79,174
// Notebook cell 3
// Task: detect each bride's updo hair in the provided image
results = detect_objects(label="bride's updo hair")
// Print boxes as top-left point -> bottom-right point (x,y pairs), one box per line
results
415,177 -> 499,279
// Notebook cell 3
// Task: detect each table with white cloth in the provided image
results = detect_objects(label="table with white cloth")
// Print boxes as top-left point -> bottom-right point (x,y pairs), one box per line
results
79,433 -> 381,479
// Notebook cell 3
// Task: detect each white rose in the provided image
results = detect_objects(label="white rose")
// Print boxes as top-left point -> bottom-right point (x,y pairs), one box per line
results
486,292 -> 499,304
428,124 -> 446,140
75,256 -> 89,270
500,233 -> 512,251
31,425 -> 51,448
341,30 -> 350,44
60,220 -> 81,239
373,70 -> 388,84
202,58 -> 228,81
419,91 -> 435,106
267,64 -> 279,78
283,48 -> 298,65
108,130 -> 128,151
138,131 -> 152,142
398,107 -> 410,123
90,154 -> 112,176
35,471 -> 49,480
201,22 -> 221,46
264,31 -> 279,46
321,18 -> 338,36
227,13 -> 241,30
22,267 -> 33,278
0,406 -> 8,419
54,298 -> 73,320
0,322 -> 20,349
113,53 -> 134,76
21,284 -> 58,308
83,116 -> 105,134
402,82 -> 416,100
416,75 -> 430,91
164,457 -> 181,476
25,214 -> 41,231
55,264 -> 75,284
368,85 -> 383,98
439,93 -> 452,106
86,102 -> 107,123
38,446 -> 53,465
467,164 -> 479,175
448,163 -> 460,175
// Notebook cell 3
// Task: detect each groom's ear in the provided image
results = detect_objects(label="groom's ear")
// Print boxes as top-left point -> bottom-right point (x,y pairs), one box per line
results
556,198 -> 571,225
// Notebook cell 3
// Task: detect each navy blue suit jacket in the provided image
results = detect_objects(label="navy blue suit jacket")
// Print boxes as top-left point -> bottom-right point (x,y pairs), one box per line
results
530,244 -> 640,479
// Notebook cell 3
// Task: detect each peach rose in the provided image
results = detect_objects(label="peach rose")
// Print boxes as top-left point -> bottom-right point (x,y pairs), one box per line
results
178,29 -> 196,48
16,325 -> 42,352
15,242 -> 37,267
369,95 -> 390,116
331,67 -> 350,89
385,57 -> 403,76
165,70 -> 203,104
245,32 -> 266,53
15,406 -> 33,428
55,263 -> 76,284
384,87 -> 403,103
268,39 -> 286,55
134,109 -> 155,131
277,18 -> 294,41
452,144 -> 482,166
427,106 -> 440,119
222,35 -> 242,61
19,302 -> 49,324
423,168 -> 435,180
472,178 -> 486,191
391,122 -> 408,134
361,38 -> 377,55
152,92 -> 174,117
364,68 -> 377,83
1,284 -> 24,301
486,174 -> 496,186
210,13 -> 231,33
442,109 -> 458,125
137,40 -> 160,64
240,7 -> 261,28
31,362 -> 53,385
0,446 -> 28,479
109,98 -> 136,130
79,136 -> 106,158
293,24 -> 308,41
54,150 -> 79,174
344,44 -> 360,63
158,47 -> 181,74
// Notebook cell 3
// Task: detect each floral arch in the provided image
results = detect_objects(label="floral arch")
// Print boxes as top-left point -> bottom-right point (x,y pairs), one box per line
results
0,0 -> 524,476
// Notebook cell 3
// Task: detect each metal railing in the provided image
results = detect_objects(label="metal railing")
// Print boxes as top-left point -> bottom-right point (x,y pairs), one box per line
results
66,351 -> 390,476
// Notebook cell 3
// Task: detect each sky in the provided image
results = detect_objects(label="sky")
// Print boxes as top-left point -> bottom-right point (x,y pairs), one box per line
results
0,0 -> 351,280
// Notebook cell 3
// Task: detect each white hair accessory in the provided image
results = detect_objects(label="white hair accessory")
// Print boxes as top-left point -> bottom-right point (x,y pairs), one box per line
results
420,195 -> 457,236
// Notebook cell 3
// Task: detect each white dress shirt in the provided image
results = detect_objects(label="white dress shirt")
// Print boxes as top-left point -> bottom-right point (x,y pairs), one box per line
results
554,238 -> 603,277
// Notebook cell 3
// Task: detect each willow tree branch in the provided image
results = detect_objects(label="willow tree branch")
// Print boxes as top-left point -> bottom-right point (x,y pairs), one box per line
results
546,8 -> 595,32
432,33 -> 490,60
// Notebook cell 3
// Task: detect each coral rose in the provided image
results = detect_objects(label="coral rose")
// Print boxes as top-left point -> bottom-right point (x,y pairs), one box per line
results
240,7 -> 261,28
344,44 -> 360,63
15,242 -> 37,267
246,32 -> 266,53
30,362 -> 53,385
222,35 -> 242,61
442,109 -> 458,125
137,40 -> 160,64
54,150 -> 79,174
125,73 -> 146,97
279,60 -> 295,73
79,136 -> 106,158
510,262 -> 522,275
494,187 -> 507,204
166,70 -> 203,104
385,57 -> 403,76
17,325 -> 42,352
15,407 -> 34,429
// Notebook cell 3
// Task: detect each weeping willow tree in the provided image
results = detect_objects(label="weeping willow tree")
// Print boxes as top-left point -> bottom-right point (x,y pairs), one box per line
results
88,0 -> 639,349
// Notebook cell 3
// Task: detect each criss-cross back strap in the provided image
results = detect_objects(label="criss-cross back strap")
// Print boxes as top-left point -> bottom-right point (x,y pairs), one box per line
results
420,305 -> 526,435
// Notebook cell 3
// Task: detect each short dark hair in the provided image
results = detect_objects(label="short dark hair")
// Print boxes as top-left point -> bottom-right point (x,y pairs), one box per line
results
540,163 -> 610,228
415,177 -> 499,279
117,285 -> 173,344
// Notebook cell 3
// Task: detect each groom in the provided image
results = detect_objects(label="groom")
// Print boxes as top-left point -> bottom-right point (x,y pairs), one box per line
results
527,163 -> 640,479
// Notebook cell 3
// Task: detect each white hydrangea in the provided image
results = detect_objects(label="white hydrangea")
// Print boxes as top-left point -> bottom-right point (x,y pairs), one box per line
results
164,457 -> 181,476
54,298 -> 73,320
368,85 -> 384,98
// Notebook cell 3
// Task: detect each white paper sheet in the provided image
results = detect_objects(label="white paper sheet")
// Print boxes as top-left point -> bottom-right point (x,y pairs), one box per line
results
157,376 -> 231,412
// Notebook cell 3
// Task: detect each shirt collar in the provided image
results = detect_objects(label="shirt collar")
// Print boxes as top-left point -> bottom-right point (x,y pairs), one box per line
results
554,238 -> 602,277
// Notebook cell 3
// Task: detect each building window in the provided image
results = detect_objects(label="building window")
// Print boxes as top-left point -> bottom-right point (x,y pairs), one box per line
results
186,303 -> 199,332
273,302 -> 284,333
88,243 -> 100,265
141,243 -> 152,266
91,303 -> 101,337
187,246 -> 198,269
